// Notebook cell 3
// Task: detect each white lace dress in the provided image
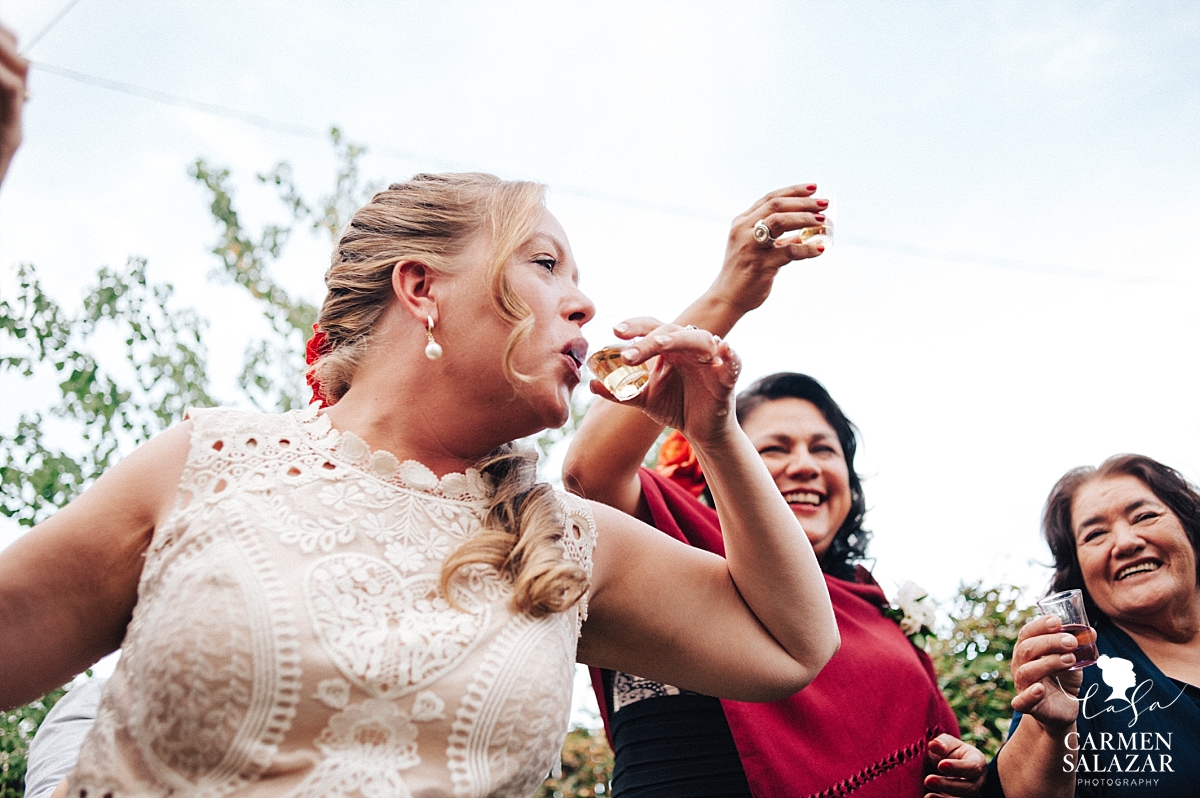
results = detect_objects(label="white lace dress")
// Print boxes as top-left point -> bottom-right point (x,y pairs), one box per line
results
67,406 -> 596,798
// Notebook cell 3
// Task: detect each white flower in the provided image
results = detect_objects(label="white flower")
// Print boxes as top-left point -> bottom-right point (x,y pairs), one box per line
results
894,581 -> 936,635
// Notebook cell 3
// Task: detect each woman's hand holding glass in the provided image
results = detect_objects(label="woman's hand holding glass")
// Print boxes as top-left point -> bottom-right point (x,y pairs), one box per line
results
710,184 -> 831,319
588,317 -> 740,451
1010,614 -> 1086,731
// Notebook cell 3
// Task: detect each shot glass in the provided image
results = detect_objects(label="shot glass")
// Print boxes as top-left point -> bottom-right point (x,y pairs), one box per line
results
1036,589 -> 1099,670
586,345 -> 650,401
780,193 -> 835,250
583,315 -> 652,402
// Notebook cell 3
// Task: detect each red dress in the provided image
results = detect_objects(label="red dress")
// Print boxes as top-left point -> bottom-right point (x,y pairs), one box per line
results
591,468 -> 960,798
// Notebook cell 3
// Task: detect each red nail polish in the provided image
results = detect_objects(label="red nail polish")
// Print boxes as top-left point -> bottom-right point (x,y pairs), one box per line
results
816,199 -> 829,208
806,184 -> 817,192
816,245 -> 825,253
814,214 -> 826,222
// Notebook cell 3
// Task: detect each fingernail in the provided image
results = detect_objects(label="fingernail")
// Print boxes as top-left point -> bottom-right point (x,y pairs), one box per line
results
711,356 -> 724,367
1061,635 -> 1077,647
806,184 -> 817,192
613,322 -> 628,333
816,245 -> 825,253
1061,653 -> 1076,665
653,335 -> 671,346
621,348 -> 638,361
816,199 -> 829,208
814,214 -> 826,222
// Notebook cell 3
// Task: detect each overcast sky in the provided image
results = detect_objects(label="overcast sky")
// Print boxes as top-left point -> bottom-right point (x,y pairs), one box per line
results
2,1 -> 1198,614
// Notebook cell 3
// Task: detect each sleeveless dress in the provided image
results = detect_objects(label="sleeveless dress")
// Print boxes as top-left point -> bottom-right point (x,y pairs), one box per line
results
67,406 -> 596,798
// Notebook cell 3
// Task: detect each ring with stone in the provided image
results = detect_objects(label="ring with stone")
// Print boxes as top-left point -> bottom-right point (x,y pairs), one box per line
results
752,219 -> 774,245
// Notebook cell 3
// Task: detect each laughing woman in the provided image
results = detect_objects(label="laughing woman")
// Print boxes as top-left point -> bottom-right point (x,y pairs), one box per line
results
0,172 -> 838,797
987,455 -> 1200,798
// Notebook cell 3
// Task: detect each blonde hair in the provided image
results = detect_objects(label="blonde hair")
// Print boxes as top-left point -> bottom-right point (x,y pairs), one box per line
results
313,172 -> 588,617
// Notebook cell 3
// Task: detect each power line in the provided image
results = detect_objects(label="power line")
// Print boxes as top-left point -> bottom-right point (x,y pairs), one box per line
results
20,0 -> 86,54
32,62 -> 330,141
28,59 -> 723,219
23,61 -> 1179,288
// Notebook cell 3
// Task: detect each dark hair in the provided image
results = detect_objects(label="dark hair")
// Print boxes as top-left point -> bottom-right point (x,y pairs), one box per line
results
735,372 -> 870,581
1044,454 -> 1200,622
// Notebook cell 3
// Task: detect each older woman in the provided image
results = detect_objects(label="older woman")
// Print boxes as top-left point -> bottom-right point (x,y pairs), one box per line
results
0,173 -> 839,797
990,455 -> 1200,798
564,188 -> 985,798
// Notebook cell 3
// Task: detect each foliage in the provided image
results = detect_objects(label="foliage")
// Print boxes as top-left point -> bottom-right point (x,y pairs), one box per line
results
187,126 -> 378,412
928,581 -> 1037,759
0,686 -> 67,798
0,258 -> 213,526
534,726 -> 614,798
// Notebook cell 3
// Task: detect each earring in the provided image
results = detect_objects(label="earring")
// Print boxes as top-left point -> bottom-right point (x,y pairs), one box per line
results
424,316 -> 443,360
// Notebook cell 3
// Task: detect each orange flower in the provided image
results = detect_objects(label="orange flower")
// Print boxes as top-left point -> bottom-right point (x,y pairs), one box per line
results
655,430 -> 707,498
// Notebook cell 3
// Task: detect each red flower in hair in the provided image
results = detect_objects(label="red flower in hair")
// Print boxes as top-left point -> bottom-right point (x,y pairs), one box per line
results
305,324 -> 330,407
654,429 -> 707,498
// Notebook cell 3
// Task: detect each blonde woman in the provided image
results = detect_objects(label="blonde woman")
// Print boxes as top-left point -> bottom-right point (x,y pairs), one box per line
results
0,173 -> 838,798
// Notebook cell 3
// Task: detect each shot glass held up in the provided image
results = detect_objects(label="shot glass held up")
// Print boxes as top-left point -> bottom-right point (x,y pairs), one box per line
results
781,194 -> 835,250
1037,589 -> 1099,670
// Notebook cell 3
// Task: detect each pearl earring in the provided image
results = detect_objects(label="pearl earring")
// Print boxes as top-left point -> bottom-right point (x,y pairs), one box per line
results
424,316 -> 443,360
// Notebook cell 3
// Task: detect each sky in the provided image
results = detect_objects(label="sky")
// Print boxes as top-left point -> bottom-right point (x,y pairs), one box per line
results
1,1 -> 1198,619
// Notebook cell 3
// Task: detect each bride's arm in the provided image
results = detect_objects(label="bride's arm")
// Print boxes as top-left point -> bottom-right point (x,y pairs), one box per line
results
576,324 -> 838,700
0,422 -> 191,709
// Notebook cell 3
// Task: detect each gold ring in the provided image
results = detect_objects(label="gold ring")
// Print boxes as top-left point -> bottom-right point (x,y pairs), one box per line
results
752,219 -> 773,245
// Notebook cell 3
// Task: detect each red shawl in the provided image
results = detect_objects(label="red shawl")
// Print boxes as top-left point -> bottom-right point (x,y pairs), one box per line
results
590,468 -> 960,798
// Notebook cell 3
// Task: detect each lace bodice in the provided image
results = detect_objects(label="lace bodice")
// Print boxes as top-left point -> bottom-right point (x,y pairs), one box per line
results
69,406 -> 596,798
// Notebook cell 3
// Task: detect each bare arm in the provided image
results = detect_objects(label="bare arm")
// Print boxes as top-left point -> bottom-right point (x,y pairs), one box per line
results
577,324 -> 838,699
563,184 -> 829,517
0,423 -> 191,709
994,615 -> 1084,798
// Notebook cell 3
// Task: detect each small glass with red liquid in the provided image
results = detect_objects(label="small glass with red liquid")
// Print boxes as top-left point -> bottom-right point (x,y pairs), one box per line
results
1037,589 -> 1099,669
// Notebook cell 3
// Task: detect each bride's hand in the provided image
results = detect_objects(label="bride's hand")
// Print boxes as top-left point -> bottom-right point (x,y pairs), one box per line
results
589,317 -> 740,451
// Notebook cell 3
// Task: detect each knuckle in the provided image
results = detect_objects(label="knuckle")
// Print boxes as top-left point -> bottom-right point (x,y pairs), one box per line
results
765,197 -> 790,214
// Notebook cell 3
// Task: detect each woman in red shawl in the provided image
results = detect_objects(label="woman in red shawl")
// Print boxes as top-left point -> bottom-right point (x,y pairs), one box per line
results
564,185 -> 986,798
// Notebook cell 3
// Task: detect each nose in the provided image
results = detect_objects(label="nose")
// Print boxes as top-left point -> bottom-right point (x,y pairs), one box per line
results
783,448 -> 820,480
1111,521 -> 1147,557
567,283 -> 596,326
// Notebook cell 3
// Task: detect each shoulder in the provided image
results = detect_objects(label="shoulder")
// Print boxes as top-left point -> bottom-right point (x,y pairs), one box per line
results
553,489 -> 597,572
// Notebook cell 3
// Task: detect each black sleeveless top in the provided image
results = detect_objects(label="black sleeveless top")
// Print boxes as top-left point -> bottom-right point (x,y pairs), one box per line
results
602,669 -> 752,797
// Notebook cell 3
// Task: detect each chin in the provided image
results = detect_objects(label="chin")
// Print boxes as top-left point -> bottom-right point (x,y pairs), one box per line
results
526,400 -> 571,435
